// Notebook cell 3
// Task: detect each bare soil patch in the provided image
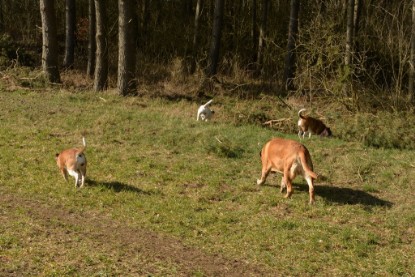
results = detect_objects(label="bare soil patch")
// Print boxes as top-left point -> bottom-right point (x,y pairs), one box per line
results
1,191 -> 271,276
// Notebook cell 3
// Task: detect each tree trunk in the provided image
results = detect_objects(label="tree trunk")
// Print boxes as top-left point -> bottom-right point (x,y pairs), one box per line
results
87,0 -> 96,78
345,0 -> 355,67
409,0 -> 415,102
63,0 -> 76,69
206,0 -> 224,77
252,0 -> 258,64
190,0 -> 202,74
256,0 -> 269,73
344,0 -> 355,100
94,0 -> 108,91
118,0 -> 137,96
40,0 -> 60,83
284,0 -> 300,91
0,0 -> 3,32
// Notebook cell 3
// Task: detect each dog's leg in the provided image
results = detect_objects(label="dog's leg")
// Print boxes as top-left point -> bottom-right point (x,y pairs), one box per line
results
280,177 -> 286,193
298,130 -> 303,139
305,175 -> 315,204
283,167 -> 293,199
61,168 -> 69,182
80,174 -> 85,188
257,166 -> 271,185
68,169 -> 79,188
80,168 -> 86,188
308,132 -> 312,139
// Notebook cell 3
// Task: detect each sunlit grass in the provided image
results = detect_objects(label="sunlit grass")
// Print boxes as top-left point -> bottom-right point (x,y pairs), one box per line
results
1,88 -> 414,275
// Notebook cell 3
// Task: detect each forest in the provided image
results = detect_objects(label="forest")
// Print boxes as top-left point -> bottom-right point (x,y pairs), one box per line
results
0,0 -> 414,110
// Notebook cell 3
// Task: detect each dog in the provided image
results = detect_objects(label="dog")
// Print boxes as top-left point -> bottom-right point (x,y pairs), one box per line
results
55,137 -> 87,188
197,99 -> 214,121
257,138 -> 318,204
297,108 -> 332,139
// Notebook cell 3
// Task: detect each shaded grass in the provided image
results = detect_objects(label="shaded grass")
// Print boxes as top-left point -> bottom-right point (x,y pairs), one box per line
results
0,88 -> 415,275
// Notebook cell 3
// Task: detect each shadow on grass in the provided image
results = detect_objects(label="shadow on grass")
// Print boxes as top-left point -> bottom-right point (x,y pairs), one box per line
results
88,179 -> 157,195
295,183 -> 393,207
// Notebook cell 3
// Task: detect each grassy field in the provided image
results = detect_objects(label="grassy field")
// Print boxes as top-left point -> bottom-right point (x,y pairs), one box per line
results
0,87 -> 414,276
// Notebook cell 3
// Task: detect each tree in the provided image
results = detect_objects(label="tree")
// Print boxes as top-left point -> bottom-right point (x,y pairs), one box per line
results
189,0 -> 202,74
0,1 -> 3,32
87,0 -> 96,78
345,0 -> 355,67
284,0 -> 300,91
94,0 -> 108,91
252,0 -> 258,65
63,0 -> 76,69
410,0 -> 415,102
118,0 -> 137,96
256,0 -> 269,73
40,0 -> 60,83
206,0 -> 224,77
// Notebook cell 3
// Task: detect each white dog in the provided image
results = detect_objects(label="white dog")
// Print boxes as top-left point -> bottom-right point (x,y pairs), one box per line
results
197,99 -> 214,121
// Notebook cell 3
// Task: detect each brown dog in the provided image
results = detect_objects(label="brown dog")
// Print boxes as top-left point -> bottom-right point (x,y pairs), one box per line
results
257,138 -> 318,204
298,109 -> 332,139
55,137 -> 87,188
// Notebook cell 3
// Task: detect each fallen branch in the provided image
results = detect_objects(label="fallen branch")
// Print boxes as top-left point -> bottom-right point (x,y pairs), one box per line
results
263,118 -> 292,127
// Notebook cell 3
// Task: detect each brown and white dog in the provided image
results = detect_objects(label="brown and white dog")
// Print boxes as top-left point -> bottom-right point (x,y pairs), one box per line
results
257,138 -> 318,204
298,108 -> 332,139
55,137 -> 87,188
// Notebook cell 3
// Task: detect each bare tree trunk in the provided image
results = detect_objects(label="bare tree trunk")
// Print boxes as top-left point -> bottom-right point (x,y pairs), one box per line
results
206,0 -> 224,77
353,0 -> 362,39
87,0 -> 96,78
345,0 -> 355,67
118,0 -> 137,96
256,0 -> 269,73
252,0 -> 258,64
94,0 -> 108,91
40,0 -> 60,83
63,0 -> 76,69
0,0 -> 3,32
284,0 -> 299,91
190,0 -> 202,74
344,0 -> 355,101
409,0 -> 415,102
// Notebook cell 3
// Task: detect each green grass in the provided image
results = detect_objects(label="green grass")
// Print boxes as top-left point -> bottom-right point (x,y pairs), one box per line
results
1,88 -> 415,276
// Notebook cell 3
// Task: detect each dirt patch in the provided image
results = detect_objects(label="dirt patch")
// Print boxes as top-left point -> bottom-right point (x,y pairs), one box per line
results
1,191 -> 272,276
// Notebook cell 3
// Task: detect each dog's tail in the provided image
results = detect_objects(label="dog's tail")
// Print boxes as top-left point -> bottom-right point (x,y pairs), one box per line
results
203,99 -> 213,107
298,149 -> 318,179
77,137 -> 87,155
298,108 -> 307,119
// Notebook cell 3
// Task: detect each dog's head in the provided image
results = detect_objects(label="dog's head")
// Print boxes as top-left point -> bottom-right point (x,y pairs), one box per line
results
320,127 -> 332,137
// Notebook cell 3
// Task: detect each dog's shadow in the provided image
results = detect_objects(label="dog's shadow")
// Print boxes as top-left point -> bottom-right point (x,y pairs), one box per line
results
294,183 -> 393,207
88,179 -> 156,195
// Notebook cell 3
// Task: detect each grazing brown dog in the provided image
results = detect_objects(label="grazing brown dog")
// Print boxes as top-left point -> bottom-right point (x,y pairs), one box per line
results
257,138 -> 318,204
55,137 -> 87,188
298,109 -> 332,139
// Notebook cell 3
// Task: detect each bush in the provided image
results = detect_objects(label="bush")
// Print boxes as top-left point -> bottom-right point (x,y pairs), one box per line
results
0,34 -> 36,69
336,112 -> 415,150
